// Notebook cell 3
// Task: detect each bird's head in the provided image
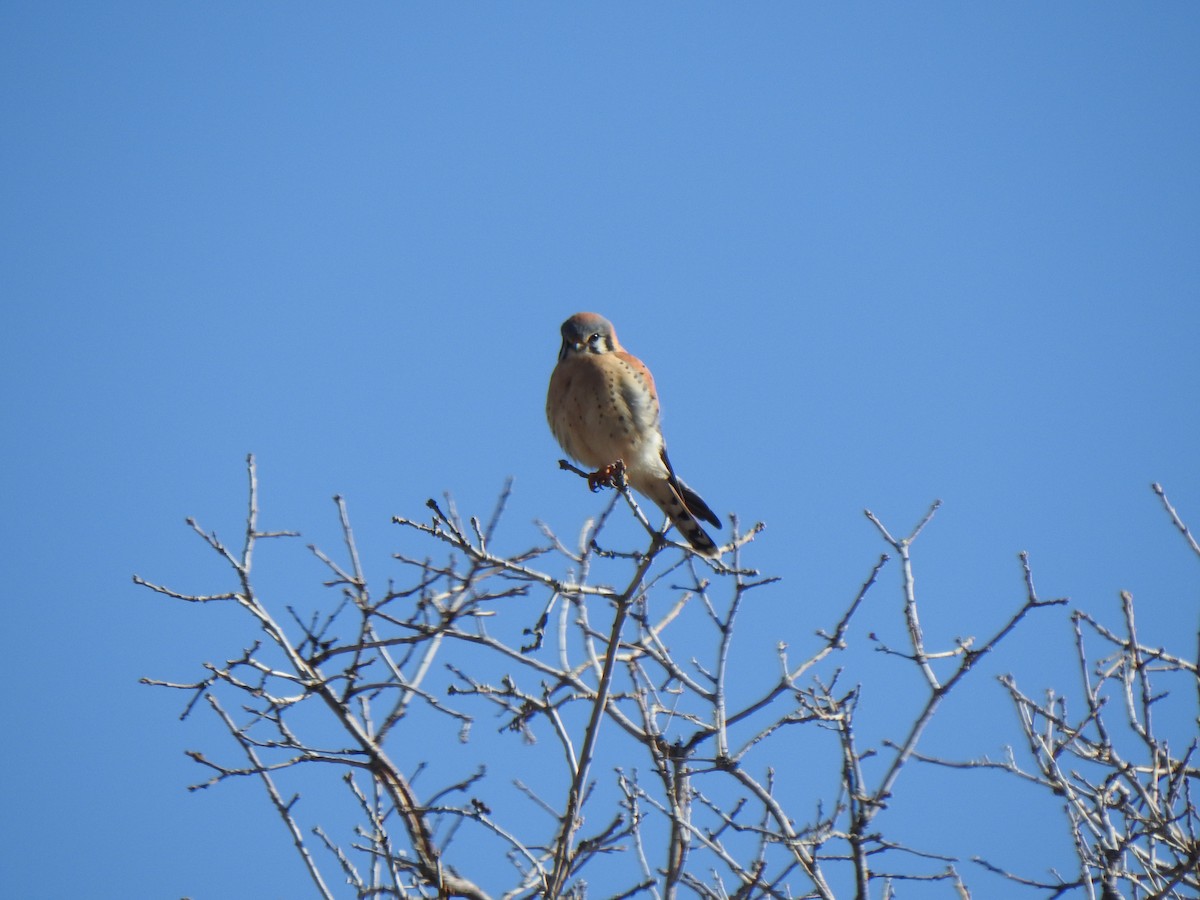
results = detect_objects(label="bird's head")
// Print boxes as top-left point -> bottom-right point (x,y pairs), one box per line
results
558,312 -> 618,360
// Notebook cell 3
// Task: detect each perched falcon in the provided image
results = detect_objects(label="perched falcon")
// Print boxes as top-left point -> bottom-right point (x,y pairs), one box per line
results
547,312 -> 721,557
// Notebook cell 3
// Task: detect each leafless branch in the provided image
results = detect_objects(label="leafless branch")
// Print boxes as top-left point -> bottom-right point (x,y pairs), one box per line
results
141,465 -> 1196,899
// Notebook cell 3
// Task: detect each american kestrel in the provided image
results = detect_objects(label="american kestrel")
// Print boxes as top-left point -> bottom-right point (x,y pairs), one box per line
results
546,312 -> 722,557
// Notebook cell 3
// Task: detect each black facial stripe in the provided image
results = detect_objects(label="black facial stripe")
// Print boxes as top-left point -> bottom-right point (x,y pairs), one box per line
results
586,333 -> 614,354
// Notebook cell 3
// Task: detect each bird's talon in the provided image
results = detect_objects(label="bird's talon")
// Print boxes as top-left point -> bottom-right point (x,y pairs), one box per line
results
587,460 -> 626,492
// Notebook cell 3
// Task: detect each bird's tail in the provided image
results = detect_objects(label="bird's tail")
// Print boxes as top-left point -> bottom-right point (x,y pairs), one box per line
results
639,477 -> 721,558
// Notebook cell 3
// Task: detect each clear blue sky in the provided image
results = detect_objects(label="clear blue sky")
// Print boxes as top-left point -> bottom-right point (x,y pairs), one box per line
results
2,4 -> 1197,898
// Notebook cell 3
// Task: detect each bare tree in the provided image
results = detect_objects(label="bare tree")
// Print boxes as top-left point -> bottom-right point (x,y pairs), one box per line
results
920,483 -> 1200,899
137,457 -> 1198,898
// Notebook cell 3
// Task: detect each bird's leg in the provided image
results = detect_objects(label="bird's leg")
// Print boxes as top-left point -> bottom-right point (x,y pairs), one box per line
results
587,460 -> 627,492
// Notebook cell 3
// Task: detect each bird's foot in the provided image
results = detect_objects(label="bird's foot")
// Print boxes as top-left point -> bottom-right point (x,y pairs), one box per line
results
587,460 -> 627,492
